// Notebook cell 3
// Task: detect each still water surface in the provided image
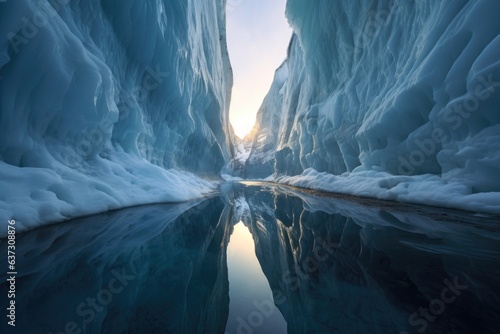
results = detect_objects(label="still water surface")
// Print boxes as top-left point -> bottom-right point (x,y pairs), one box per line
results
1,181 -> 499,334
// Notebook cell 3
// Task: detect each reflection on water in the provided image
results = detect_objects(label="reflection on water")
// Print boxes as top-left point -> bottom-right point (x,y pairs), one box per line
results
225,222 -> 287,334
1,181 -> 499,334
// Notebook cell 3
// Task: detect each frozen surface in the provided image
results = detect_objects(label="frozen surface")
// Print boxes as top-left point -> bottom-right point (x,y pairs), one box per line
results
0,0 -> 233,233
247,0 -> 500,213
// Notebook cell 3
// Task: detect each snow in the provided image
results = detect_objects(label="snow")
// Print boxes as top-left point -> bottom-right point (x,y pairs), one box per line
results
0,154 -> 216,234
246,0 -> 500,214
0,0 -> 232,234
275,168 -> 500,214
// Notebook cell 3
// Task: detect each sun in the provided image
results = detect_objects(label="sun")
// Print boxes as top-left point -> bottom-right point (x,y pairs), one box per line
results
230,113 -> 256,139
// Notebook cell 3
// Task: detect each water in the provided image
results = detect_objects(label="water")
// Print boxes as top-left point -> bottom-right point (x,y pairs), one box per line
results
1,181 -> 499,334
225,222 -> 287,333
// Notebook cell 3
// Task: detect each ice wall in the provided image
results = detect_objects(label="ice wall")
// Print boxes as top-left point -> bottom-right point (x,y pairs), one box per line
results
245,60 -> 289,179
247,0 -> 500,213
0,0 -> 233,232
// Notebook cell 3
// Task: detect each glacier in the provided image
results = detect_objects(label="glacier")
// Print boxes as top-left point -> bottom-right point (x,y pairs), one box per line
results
246,0 -> 500,214
0,0 -> 233,232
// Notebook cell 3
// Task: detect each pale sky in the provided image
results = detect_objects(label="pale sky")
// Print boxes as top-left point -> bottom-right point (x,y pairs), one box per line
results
226,0 -> 292,139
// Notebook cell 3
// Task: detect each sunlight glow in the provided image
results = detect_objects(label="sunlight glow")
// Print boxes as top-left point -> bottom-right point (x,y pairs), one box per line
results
225,221 -> 287,332
226,0 -> 292,139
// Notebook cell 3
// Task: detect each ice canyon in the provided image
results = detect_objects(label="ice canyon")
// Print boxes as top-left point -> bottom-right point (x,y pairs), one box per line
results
1,0 -> 500,234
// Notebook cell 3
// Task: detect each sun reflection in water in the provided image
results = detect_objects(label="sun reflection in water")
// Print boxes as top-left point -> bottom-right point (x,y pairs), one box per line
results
225,221 -> 287,334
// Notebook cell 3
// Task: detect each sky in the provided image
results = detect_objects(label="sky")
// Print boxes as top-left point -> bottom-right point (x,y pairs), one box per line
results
226,0 -> 293,139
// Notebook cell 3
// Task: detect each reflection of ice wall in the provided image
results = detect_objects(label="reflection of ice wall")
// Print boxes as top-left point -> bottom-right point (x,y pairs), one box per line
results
3,198 -> 231,333
0,0 -> 233,232
244,185 -> 500,334
247,0 -> 500,213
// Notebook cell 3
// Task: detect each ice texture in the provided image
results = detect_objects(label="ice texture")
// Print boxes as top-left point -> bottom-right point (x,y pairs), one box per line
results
245,61 -> 288,179
0,0 -> 233,232
247,0 -> 500,213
